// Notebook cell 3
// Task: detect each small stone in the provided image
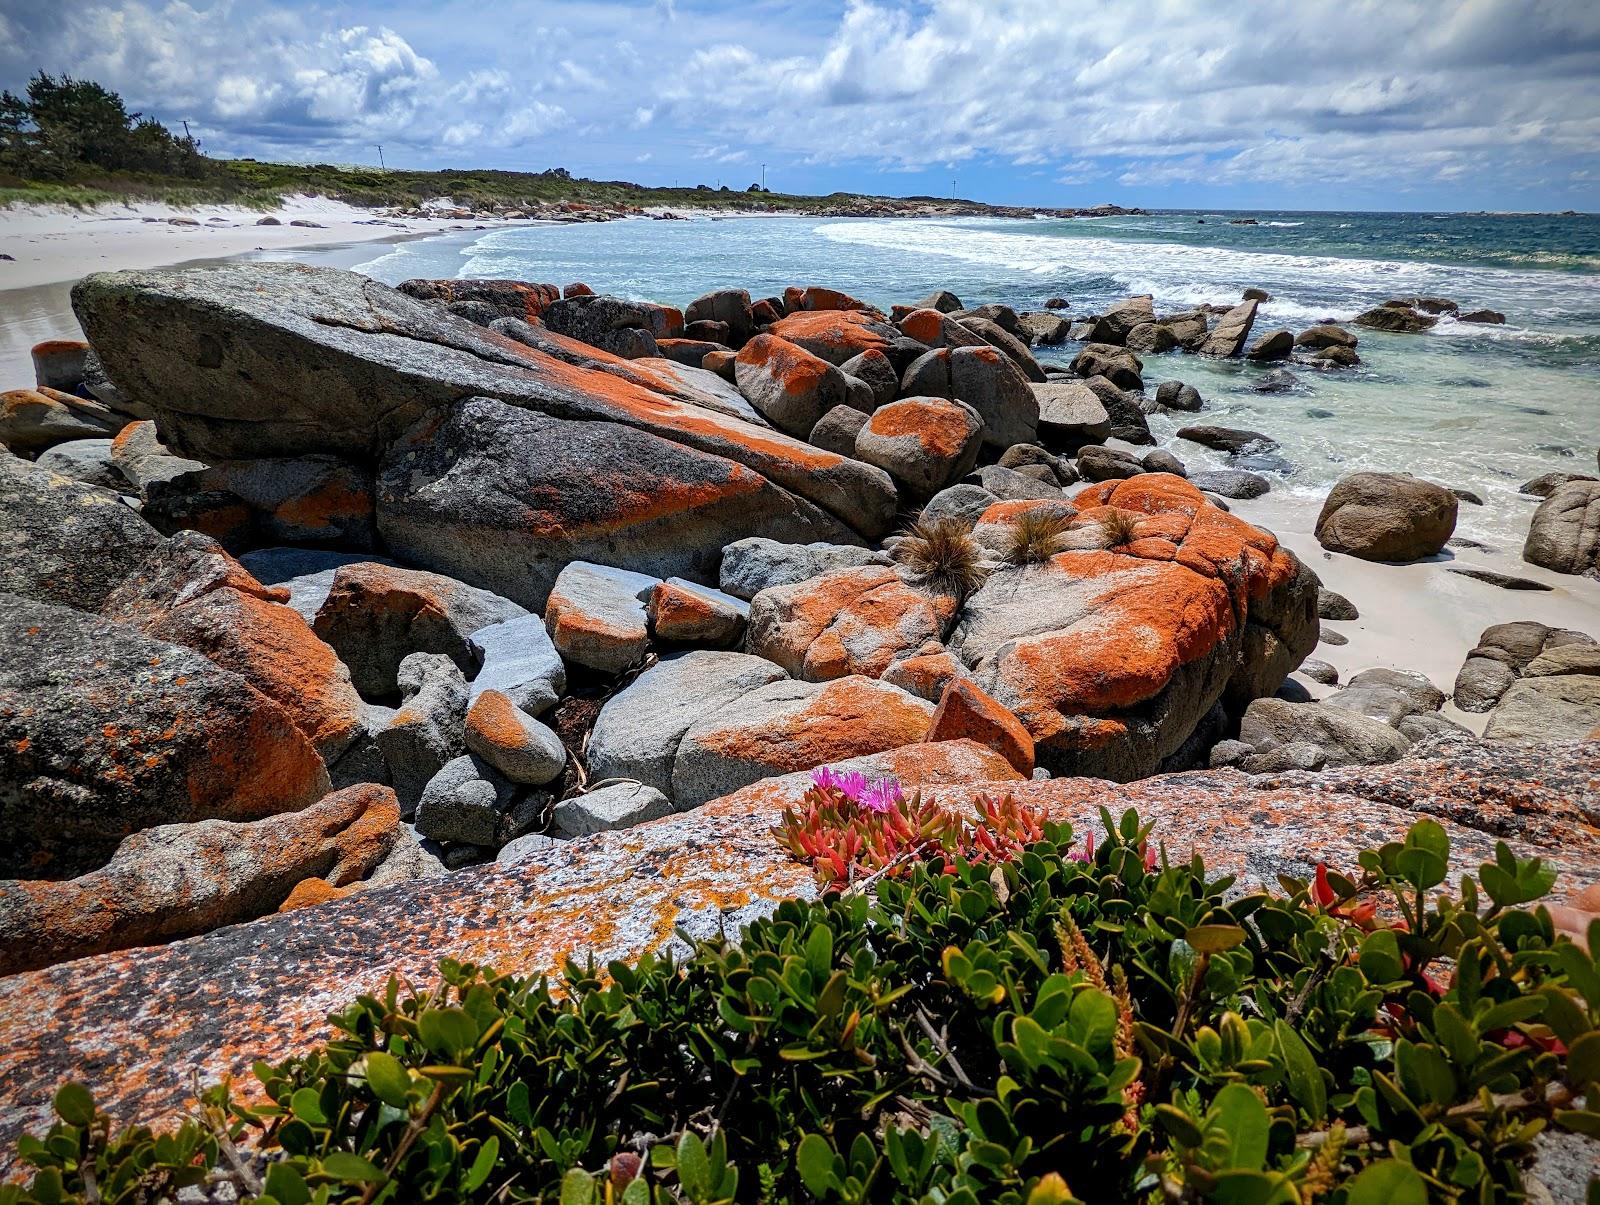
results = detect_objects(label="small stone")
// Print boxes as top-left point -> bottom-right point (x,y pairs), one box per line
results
1301,659 -> 1339,685
552,782 -> 674,836
464,689 -> 566,785
1317,588 -> 1360,620
414,754 -> 516,846
544,561 -> 660,673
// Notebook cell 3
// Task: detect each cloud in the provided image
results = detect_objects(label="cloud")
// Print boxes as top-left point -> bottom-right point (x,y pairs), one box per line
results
1,0 -> 1596,202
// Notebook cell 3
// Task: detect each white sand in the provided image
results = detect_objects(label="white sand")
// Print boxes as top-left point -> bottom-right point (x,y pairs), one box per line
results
1234,492 -> 1600,730
0,194 -> 494,293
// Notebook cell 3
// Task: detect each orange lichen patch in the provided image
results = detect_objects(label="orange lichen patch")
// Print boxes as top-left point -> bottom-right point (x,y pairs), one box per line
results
1124,537 -> 1179,561
768,309 -> 893,362
791,286 -> 880,317
864,398 -> 978,460
648,583 -> 721,642
1099,473 -> 1208,518
1071,480 -> 1120,509
30,338 -> 91,357
883,647 -> 966,702
465,690 -> 533,756
898,308 -> 947,345
271,475 -> 372,532
976,499 -> 1074,528
735,334 -> 834,396
278,877 -> 354,911
695,676 -> 932,774
993,551 -> 1236,729
927,679 -> 1035,775
747,566 -> 901,677
181,688 -> 330,817
802,580 -> 955,682
702,349 -> 737,376
519,463 -> 772,543
148,589 -> 362,759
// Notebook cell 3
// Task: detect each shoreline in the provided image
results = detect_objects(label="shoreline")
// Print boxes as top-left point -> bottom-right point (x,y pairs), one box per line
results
3,211 -> 1596,725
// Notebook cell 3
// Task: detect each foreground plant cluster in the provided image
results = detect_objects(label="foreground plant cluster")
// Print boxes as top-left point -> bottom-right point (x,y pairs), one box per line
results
7,788 -> 1600,1204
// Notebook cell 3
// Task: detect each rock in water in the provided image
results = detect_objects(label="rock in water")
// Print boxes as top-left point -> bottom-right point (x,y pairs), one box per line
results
0,595 -> 329,879
377,396 -> 865,610
72,264 -> 896,545
1196,299 -> 1259,356
1315,472 -> 1458,562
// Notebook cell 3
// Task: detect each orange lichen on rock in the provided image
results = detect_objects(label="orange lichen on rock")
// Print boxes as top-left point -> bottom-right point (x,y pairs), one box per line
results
927,678 -> 1036,776
735,333 -> 835,397
863,397 -> 977,459
898,308 -> 948,345
768,309 -> 893,363
464,689 -> 532,756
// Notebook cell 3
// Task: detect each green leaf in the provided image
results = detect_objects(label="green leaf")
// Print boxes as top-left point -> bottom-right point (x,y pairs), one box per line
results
1211,1083 -> 1270,1171
51,1083 -> 94,1127
289,1086 -> 327,1126
1358,929 -> 1404,984
1209,1169 -> 1298,1205
796,1133 -> 836,1197
1344,1159 -> 1427,1205
1568,1032 -> 1600,1090
677,1130 -> 711,1199
1554,1110 -> 1600,1138
560,1167 -> 598,1205
464,1136 -> 498,1192
263,1162 -> 311,1205
1185,924 -> 1247,954
417,1007 -> 479,1058
1273,1021 -> 1327,1122
321,1152 -> 384,1183
364,1050 -> 412,1109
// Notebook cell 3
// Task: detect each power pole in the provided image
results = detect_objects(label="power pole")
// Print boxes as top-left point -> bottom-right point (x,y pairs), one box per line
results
180,119 -> 192,139
761,163 -> 766,189
375,144 -> 385,169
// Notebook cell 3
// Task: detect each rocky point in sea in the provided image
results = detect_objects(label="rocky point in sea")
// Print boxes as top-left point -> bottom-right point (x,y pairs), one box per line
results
1,263 -> 1596,1176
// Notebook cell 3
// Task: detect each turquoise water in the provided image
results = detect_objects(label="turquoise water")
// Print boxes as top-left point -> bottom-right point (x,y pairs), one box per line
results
345,210 -> 1600,546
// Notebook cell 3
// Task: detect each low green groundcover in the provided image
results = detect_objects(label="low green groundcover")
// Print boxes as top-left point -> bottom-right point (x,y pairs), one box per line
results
6,800 -> 1599,1203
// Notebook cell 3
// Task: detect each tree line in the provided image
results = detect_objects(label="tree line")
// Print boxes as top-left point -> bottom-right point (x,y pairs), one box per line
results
0,72 -> 207,179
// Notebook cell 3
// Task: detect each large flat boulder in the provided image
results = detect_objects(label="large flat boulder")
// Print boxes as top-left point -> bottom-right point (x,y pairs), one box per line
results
72,264 -> 896,540
0,595 -> 330,879
0,783 -> 397,975
378,396 -> 866,610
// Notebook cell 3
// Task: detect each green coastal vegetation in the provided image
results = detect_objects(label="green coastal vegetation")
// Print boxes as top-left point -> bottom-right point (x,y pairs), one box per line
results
0,72 -> 975,215
5,795 -> 1599,1203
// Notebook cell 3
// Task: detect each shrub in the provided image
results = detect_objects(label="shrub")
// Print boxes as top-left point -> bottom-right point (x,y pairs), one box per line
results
893,516 -> 989,598
1095,506 -> 1143,548
5,803 -> 1599,1204
997,508 -> 1076,567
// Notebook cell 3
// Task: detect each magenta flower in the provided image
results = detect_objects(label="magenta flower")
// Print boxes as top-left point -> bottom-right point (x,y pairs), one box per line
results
810,766 -> 868,802
860,777 -> 905,814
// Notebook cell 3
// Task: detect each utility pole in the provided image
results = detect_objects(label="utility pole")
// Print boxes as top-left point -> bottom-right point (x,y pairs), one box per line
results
951,177 -> 957,199
761,163 -> 766,189
180,119 -> 192,139
375,144 -> 385,169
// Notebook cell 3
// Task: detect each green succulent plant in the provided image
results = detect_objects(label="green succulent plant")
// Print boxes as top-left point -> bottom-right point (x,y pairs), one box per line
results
6,808 -> 1598,1204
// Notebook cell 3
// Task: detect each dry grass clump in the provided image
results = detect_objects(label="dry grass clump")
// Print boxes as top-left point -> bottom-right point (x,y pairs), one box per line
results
998,507 -> 1076,566
1097,507 -> 1143,548
894,516 -> 990,597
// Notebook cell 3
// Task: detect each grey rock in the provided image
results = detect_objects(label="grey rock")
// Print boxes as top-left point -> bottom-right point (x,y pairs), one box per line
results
1208,739 -> 1253,768
684,288 -> 753,346
376,653 -> 467,814
1189,469 -> 1270,499
1320,626 -> 1350,646
0,452 -> 165,612
466,613 -> 567,717
1154,380 -> 1204,412
911,289 -> 962,313
106,420 -> 207,496
237,549 -> 398,622
1177,424 -> 1278,454
1454,657 -> 1519,712
1239,698 -> 1410,768
329,703 -> 395,789
1325,667 -> 1445,726
147,455 -> 376,550
968,463 -> 1062,502
1484,675 -> 1600,743
959,316 -> 1047,382
541,294 -> 659,359
920,484 -> 999,530
1317,588 -> 1359,621
1069,344 -> 1143,392
1017,312 -> 1070,345
35,438 -> 126,491
1124,322 -> 1177,353
809,405 -> 869,456
311,561 -> 527,698
1245,329 -> 1294,361
900,345 -> 1039,450
588,651 -> 789,799
1141,449 -> 1187,477
543,561 -> 658,674
1253,369 -> 1300,394
1076,445 -> 1145,482
1295,324 -> 1357,350
1088,296 -> 1154,344
1241,740 -> 1327,774
415,755 -> 515,846
1444,566 -> 1552,591
718,537 -> 891,601
497,831 -> 563,864
1080,375 -> 1153,444
1300,659 -> 1339,685
1396,712 -> 1470,742
553,782 -> 674,836
378,396 -> 875,612
837,348 -> 899,409
1520,471 -> 1596,499
464,694 -> 565,785
1197,299 -> 1259,356
1032,380 -> 1112,451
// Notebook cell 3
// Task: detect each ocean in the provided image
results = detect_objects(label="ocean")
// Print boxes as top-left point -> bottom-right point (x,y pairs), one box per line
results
336,209 -> 1600,549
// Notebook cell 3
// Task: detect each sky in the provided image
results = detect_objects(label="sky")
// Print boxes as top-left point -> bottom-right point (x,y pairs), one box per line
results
4,0 -> 1599,212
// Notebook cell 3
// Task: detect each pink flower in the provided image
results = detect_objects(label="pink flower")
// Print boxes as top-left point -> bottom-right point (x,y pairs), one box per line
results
860,777 -> 905,814
810,766 -> 868,802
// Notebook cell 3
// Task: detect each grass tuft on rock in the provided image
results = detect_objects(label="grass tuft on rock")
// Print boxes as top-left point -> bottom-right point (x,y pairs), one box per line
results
998,507 -> 1077,567
894,516 -> 990,598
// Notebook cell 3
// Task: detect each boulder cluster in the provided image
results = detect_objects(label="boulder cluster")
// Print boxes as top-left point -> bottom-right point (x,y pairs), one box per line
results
0,265 -> 1337,973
